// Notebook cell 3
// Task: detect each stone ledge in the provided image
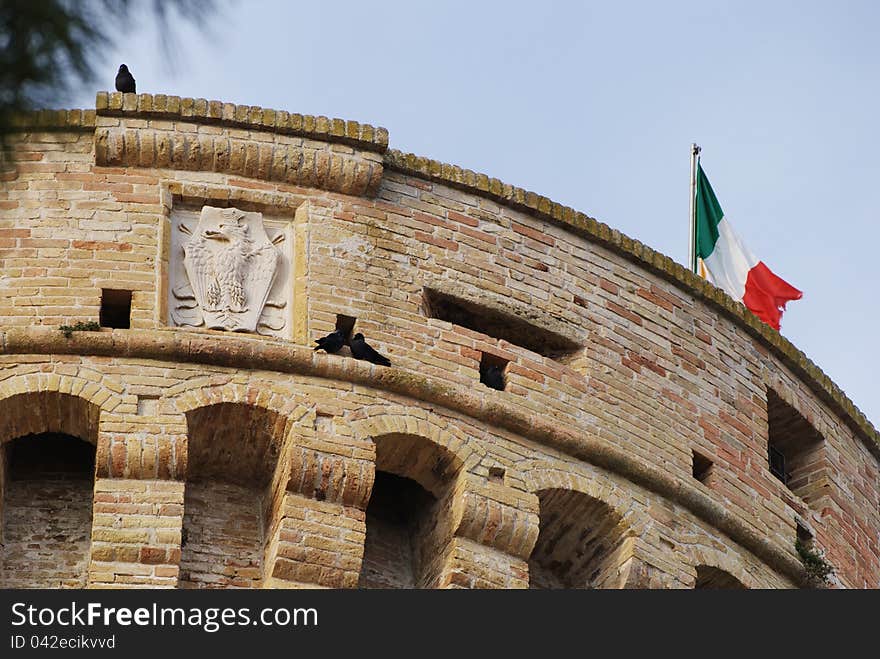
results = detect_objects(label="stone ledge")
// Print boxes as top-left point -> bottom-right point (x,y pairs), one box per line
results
384,148 -> 879,453
95,92 -> 388,153
0,326 -> 811,587
7,109 -> 97,131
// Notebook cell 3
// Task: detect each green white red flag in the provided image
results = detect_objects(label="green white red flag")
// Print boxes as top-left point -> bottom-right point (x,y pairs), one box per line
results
694,162 -> 802,330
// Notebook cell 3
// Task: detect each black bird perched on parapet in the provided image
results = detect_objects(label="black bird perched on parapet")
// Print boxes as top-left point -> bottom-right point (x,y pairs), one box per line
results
480,363 -> 505,391
350,333 -> 391,366
314,329 -> 346,354
115,64 -> 136,93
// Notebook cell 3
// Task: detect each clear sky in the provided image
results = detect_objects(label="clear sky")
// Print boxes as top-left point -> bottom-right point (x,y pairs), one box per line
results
64,0 -> 879,427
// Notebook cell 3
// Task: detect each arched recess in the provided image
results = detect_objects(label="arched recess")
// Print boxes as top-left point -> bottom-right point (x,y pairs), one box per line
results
685,542 -> 760,589
178,402 -> 289,589
529,488 -> 631,589
358,432 -> 465,589
169,381 -> 300,421
0,392 -> 100,588
519,465 -> 648,589
694,565 -> 748,589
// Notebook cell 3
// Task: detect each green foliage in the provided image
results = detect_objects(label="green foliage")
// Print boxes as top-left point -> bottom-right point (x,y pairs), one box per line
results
796,539 -> 834,587
59,320 -> 100,338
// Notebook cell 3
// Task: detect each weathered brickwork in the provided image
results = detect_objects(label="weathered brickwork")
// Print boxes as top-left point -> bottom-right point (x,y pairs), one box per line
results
179,481 -> 263,589
88,478 -> 183,588
0,93 -> 877,589
1,478 -> 93,588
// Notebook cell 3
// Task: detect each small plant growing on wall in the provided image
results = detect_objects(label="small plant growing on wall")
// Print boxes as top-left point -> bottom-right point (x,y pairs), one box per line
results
58,321 -> 100,339
796,538 -> 834,587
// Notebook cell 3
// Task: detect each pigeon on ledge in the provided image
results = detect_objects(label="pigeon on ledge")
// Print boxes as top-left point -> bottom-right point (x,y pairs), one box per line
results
314,329 -> 346,354
350,333 -> 391,366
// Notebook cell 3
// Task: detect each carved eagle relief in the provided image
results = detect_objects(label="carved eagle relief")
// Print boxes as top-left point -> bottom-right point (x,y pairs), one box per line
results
181,206 -> 279,332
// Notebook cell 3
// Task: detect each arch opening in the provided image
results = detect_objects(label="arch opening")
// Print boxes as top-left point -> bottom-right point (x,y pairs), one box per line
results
0,432 -> 96,588
528,488 -> 628,589
0,392 -> 100,448
694,565 -> 747,589
358,434 -> 463,589
179,403 -> 287,589
358,471 -> 435,588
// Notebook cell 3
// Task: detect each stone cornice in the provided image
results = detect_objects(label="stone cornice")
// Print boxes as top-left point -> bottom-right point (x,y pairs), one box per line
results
8,95 -> 389,154
7,109 -> 96,131
0,326 -> 811,587
95,92 -> 388,153
384,149 -> 879,455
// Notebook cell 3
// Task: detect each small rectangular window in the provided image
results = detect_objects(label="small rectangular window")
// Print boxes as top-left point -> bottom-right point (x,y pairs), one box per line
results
136,396 -> 159,416
423,287 -> 579,359
796,522 -> 813,544
488,466 -> 506,484
766,388 -> 826,510
335,314 -> 357,344
768,443 -> 788,484
480,352 -> 508,391
692,450 -> 714,484
100,289 -> 132,329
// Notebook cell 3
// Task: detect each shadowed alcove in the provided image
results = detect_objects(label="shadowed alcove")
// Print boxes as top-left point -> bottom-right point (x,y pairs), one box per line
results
358,433 -> 462,589
694,565 -> 747,589
0,391 -> 99,588
179,402 -> 287,589
528,488 -> 629,589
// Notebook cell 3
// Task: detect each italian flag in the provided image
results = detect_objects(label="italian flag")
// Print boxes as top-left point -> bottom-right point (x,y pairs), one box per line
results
695,162 -> 802,330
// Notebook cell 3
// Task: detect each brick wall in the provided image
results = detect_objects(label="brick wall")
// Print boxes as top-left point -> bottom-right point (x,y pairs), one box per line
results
359,515 -> 416,588
179,482 -> 264,588
0,478 -> 93,588
0,425 -> 97,589
88,478 -> 183,588
0,95 -> 878,588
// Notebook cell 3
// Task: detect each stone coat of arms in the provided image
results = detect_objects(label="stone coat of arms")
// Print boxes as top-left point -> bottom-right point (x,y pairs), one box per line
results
175,206 -> 280,332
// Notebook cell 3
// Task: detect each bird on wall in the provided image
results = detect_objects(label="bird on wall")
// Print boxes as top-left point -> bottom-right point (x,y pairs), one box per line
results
115,64 -> 136,93
350,333 -> 391,366
480,363 -> 505,391
314,329 -> 346,354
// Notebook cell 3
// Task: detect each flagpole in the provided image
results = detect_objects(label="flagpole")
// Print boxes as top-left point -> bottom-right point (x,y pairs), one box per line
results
688,143 -> 701,273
